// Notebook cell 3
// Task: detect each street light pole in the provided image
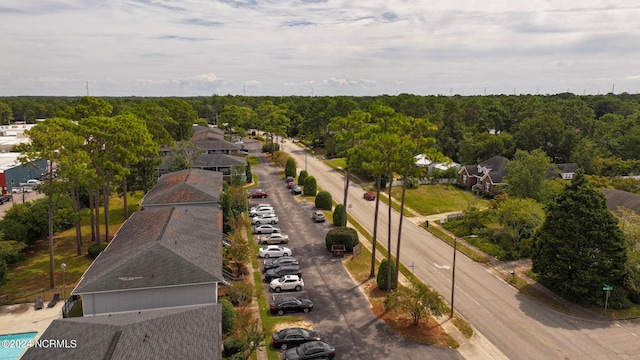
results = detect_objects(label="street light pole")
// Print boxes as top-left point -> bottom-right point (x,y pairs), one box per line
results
450,234 -> 477,318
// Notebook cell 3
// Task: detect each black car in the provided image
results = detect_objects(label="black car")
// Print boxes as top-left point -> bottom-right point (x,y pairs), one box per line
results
282,341 -> 336,360
264,265 -> 302,282
272,327 -> 321,350
291,184 -> 302,195
263,256 -> 299,273
269,296 -> 314,316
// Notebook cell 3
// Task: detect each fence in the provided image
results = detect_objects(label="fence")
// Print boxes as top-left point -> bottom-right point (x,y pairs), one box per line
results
0,287 -> 65,306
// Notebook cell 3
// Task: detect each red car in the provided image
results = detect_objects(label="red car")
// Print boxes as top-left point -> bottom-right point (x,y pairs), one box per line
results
363,192 -> 375,201
248,189 -> 269,198
287,181 -> 295,189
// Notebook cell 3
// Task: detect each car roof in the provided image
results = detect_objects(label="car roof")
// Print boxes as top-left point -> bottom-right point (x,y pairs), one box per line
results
262,245 -> 283,249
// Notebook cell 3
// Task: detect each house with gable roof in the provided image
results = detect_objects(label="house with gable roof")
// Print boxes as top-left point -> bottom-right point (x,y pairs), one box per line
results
458,155 -> 509,195
72,205 -> 223,316
141,168 -> 222,209
21,304 -> 221,360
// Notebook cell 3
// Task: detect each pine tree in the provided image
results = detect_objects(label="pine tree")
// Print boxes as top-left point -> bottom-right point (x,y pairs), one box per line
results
531,170 -> 628,306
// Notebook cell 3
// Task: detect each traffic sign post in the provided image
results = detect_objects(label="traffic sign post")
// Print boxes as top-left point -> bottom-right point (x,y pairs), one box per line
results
603,284 -> 613,313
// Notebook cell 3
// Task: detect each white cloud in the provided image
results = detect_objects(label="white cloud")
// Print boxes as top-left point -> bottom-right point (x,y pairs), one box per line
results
0,0 -> 639,96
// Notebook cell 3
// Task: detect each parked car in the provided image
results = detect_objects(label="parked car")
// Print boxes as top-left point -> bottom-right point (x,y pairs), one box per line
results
249,203 -> 273,211
285,176 -> 294,183
291,185 -> 302,195
257,232 -> 289,245
287,181 -> 296,189
247,189 -> 269,198
239,148 -> 249,156
252,213 -> 279,225
253,224 -> 281,234
250,207 -> 275,216
270,274 -> 304,292
263,256 -> 299,273
264,265 -> 301,282
0,194 -> 11,204
272,327 -> 322,350
12,187 -> 33,194
258,245 -> 291,258
282,341 -> 336,360
269,296 -> 314,316
312,210 -> 325,223
363,191 -> 376,201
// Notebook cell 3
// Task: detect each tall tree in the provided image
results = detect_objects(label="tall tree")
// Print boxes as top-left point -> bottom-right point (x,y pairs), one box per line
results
504,149 -> 555,203
531,170 -> 628,306
328,110 -> 370,226
495,197 -> 545,246
18,118 -> 81,288
160,98 -> 198,141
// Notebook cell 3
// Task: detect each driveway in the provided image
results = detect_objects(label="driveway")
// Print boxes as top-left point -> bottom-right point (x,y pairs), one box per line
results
247,141 -> 462,359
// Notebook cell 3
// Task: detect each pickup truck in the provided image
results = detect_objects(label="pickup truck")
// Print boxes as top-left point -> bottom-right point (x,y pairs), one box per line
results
256,232 -> 289,245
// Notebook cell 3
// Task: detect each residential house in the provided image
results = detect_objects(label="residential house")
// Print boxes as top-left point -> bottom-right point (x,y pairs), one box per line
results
554,163 -> 579,180
191,125 -> 225,141
141,168 -> 222,210
21,304 -> 221,360
458,155 -> 509,195
414,154 -> 460,174
72,205 -> 223,316
192,154 -> 247,182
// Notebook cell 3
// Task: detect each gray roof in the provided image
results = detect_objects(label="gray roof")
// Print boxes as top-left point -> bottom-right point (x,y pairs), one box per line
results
73,206 -> 223,294
191,126 -> 225,141
601,188 -> 640,215
192,153 -> 247,168
191,139 -> 241,151
141,168 -> 222,207
21,304 -> 221,360
556,163 -> 579,173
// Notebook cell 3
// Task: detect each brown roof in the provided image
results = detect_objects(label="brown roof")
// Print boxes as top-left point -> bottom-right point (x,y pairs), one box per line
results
141,168 -> 222,206
601,188 -> 640,215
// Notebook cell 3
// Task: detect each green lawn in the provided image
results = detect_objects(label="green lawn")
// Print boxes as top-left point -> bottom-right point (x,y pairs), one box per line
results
0,193 -> 143,303
390,184 -> 488,216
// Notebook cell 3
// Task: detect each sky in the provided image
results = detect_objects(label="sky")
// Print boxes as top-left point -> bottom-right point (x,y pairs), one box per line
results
1,1 -> 639,97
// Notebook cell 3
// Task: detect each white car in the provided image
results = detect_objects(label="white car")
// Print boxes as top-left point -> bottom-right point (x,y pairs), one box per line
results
252,213 -> 279,225
259,245 -> 292,258
253,224 -> 281,234
250,207 -> 275,217
270,274 -> 304,292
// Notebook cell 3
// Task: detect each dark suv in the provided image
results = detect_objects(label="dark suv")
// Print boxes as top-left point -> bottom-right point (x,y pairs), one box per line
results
264,265 -> 302,282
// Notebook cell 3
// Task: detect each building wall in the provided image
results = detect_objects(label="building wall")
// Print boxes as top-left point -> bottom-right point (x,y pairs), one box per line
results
81,283 -> 219,316
3,160 -> 48,192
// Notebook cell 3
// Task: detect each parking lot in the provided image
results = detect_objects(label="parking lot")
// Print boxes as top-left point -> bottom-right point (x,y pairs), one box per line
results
249,145 -> 462,359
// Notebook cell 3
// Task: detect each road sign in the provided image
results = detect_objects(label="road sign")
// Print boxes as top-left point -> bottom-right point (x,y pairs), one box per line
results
603,285 -> 613,291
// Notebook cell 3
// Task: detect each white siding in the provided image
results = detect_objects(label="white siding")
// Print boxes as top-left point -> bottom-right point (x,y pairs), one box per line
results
82,283 -> 218,316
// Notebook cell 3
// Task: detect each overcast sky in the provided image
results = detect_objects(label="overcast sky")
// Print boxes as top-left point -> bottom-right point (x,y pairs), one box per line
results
1,1 -> 639,97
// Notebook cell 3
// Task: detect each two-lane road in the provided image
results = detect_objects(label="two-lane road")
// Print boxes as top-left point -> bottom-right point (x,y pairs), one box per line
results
282,140 -> 640,359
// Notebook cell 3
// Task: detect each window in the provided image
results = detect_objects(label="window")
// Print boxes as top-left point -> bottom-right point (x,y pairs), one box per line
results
484,181 -> 490,192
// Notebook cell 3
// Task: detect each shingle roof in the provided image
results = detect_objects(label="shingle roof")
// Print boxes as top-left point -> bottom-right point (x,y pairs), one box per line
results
192,153 -> 247,168
191,139 -> 241,151
191,126 -> 225,141
556,163 -> 579,173
141,168 -> 222,206
73,206 -> 223,294
601,188 -> 640,215
21,304 -> 221,360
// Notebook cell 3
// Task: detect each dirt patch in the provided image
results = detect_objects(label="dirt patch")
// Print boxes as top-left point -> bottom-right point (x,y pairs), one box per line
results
4,303 -> 31,314
364,280 -> 457,348
272,320 -> 314,332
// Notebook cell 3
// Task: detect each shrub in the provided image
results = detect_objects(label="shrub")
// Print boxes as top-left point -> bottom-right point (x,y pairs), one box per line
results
315,191 -> 332,210
262,142 -> 280,153
325,226 -> 358,252
220,298 -> 237,335
228,281 -> 253,305
223,338 -> 242,357
298,170 -> 308,186
285,158 -> 297,178
406,177 -> 421,189
377,258 -> 397,290
87,242 -> 108,259
272,151 -> 289,167
332,204 -> 345,226
303,176 -> 317,196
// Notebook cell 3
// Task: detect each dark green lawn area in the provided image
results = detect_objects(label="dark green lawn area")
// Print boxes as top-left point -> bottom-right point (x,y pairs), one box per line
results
0,193 -> 143,303
390,184 -> 489,216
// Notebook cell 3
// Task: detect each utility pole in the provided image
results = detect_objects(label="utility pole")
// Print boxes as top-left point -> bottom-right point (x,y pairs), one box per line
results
86,81 -> 89,96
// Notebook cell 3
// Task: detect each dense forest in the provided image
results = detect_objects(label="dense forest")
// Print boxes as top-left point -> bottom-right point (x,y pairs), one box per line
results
1,92 -> 640,178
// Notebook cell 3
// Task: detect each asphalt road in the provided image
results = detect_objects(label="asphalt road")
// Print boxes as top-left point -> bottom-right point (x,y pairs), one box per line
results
247,141 -> 462,359
280,140 -> 640,360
